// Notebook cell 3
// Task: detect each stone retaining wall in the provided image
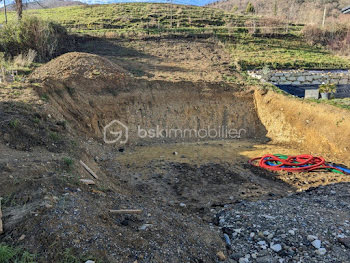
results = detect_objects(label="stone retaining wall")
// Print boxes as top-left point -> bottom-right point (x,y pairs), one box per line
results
248,70 -> 350,86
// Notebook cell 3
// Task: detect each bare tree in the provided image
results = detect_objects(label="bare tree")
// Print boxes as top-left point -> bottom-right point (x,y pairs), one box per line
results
15,0 -> 23,20
3,0 -> 8,24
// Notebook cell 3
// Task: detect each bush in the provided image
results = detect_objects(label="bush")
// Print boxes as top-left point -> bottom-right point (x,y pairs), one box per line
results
13,49 -> 37,67
0,16 -> 70,62
246,2 -> 255,14
302,24 -> 350,52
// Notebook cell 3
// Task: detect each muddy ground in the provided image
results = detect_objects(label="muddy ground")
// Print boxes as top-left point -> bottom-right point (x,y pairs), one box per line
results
0,36 -> 350,262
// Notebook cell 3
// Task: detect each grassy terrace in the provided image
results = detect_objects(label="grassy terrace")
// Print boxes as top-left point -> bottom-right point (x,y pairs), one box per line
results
228,35 -> 350,70
0,3 -> 349,70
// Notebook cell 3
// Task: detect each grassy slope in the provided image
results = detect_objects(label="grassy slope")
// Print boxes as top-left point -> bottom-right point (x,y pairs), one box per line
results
0,3 -> 349,70
228,35 -> 350,70
0,3 -> 249,32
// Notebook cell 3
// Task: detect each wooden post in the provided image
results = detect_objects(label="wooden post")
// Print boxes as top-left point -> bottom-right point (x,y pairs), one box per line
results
0,198 -> 3,234
80,160 -> 99,179
322,6 -> 327,27
109,209 -> 142,214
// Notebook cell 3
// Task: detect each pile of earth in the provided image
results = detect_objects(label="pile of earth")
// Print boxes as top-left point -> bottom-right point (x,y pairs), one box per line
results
30,52 -> 128,83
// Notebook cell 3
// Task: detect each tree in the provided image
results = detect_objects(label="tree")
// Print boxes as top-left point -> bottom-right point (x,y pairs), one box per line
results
231,5 -> 238,13
246,2 -> 255,14
2,0 -> 8,24
15,0 -> 23,20
274,0 -> 278,16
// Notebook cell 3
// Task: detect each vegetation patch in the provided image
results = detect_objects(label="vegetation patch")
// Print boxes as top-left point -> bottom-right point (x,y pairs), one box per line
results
0,243 -> 36,263
227,34 -> 350,70
0,16 -> 71,62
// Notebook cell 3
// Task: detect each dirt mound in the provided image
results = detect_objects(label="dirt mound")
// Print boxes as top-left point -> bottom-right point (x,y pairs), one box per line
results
30,52 -> 128,83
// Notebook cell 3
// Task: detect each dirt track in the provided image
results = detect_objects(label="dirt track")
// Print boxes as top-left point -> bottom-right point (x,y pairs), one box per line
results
0,36 -> 350,262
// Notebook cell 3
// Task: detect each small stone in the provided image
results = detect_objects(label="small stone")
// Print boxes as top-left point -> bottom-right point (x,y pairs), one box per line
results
238,258 -> 249,263
44,203 -> 53,209
256,256 -> 274,263
223,233 -> 231,246
230,253 -> 243,260
311,240 -> 321,249
250,232 -> 255,238
179,203 -> 186,207
173,151 -> 178,155
234,228 -> 242,234
258,241 -> 267,246
338,237 -> 350,248
270,243 -> 282,252
18,235 -> 26,241
85,261 -> 95,263
316,248 -> 327,255
139,224 -> 152,231
263,231 -> 270,236
307,235 -> 318,241
216,251 -> 226,261
288,230 -> 295,235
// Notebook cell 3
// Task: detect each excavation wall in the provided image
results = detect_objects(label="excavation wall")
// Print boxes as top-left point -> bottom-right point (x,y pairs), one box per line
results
30,53 -> 267,144
254,89 -> 350,165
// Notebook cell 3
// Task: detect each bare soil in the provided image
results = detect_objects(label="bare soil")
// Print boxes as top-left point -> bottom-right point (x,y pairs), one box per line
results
0,36 -> 349,263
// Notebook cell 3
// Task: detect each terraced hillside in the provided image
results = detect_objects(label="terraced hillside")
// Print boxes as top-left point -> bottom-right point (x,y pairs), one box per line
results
1,3 -> 349,70
0,3 -> 251,33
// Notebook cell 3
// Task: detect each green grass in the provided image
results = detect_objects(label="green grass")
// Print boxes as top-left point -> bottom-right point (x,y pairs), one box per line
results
0,244 -> 36,263
306,98 -> 350,111
63,157 -> 74,171
0,3 -> 251,32
227,34 -> 350,70
9,119 -> 20,129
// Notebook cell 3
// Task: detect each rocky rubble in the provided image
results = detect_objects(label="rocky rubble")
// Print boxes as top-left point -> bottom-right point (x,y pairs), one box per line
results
216,183 -> 350,263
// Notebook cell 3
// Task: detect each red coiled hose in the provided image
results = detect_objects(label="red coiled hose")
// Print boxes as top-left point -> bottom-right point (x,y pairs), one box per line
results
249,154 -> 346,174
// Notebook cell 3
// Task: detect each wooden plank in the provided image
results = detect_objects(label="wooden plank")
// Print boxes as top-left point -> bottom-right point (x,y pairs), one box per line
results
79,179 -> 96,185
0,198 -> 3,234
109,209 -> 142,215
80,160 -> 99,179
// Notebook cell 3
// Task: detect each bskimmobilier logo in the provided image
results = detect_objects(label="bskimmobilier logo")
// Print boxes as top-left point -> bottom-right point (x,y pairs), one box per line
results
103,120 -> 129,145
103,120 -> 247,145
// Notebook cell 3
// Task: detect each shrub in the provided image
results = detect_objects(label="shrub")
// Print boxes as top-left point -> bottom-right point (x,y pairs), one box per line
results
13,49 -> 37,67
0,243 -> 36,263
319,83 -> 337,94
302,25 -> 328,46
0,16 -> 70,62
302,24 -> 350,52
246,2 -> 255,14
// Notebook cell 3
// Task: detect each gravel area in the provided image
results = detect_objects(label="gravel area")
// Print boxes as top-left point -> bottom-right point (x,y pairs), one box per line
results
217,183 -> 350,263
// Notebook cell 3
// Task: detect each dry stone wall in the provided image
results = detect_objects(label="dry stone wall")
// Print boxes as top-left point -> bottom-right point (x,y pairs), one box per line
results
248,70 -> 350,86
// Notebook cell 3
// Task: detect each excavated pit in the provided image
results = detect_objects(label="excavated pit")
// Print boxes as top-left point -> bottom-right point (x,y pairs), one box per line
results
29,52 -> 350,190
19,52 -> 350,262
30,52 -> 350,165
